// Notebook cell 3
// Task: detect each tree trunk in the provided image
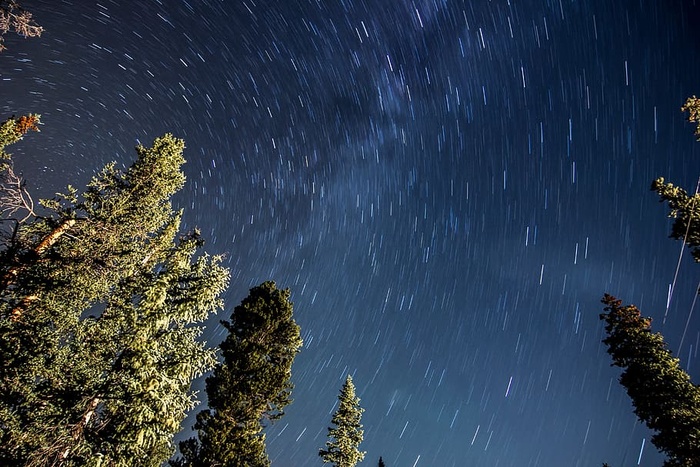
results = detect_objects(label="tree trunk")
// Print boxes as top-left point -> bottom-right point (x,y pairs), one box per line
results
35,218 -> 76,256
6,218 -> 76,321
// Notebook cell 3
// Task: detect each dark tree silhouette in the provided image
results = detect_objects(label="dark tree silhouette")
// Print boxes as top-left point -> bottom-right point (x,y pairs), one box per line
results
173,281 -> 302,467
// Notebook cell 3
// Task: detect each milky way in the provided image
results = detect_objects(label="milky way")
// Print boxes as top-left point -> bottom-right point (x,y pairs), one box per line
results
3,1 -> 700,465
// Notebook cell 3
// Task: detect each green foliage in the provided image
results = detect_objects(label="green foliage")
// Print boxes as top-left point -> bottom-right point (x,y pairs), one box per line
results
0,114 -> 39,160
0,115 -> 40,221
651,98 -> 700,261
651,177 -> 700,261
681,96 -> 700,141
173,281 -> 302,467
319,375 -> 366,467
601,97 -> 700,467
600,294 -> 700,466
0,133 -> 229,466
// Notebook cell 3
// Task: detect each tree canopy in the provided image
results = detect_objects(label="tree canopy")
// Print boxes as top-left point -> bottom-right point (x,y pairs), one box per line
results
0,126 -> 229,466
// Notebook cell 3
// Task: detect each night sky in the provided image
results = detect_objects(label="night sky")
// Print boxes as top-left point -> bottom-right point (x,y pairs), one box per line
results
3,0 -> 700,465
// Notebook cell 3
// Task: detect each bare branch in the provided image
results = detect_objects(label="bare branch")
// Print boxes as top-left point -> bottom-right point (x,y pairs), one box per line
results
0,164 -> 35,222
0,1 -> 43,52
0,115 -> 41,223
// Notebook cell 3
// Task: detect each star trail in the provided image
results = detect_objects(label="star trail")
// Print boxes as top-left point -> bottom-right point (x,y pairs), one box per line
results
3,1 -> 700,465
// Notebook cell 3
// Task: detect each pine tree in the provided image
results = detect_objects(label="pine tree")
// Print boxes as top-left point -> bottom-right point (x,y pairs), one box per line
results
651,176 -> 700,262
600,294 -> 700,466
173,280 -> 303,467
0,124 -> 229,466
681,95 -> 700,141
650,96 -> 700,262
319,375 -> 366,467
378,456 -> 386,467
598,96 -> 700,467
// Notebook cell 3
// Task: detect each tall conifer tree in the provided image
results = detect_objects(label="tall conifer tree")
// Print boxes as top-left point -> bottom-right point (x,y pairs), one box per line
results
173,281 -> 302,467
0,123 -> 229,466
319,375 -> 365,467
599,96 -> 700,467
600,295 -> 700,466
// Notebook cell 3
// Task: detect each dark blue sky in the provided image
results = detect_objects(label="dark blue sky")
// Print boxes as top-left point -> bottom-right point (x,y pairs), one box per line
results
3,0 -> 700,465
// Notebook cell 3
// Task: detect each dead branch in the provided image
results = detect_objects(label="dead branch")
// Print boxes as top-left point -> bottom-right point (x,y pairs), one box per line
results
0,164 -> 35,222
0,1 -> 43,52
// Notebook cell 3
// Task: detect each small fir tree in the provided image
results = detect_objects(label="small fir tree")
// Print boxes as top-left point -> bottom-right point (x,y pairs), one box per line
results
378,456 -> 386,467
320,375 -> 366,467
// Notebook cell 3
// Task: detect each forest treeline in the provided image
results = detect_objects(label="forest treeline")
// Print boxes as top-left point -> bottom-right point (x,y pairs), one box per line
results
0,117 -> 367,466
1,2 -> 700,466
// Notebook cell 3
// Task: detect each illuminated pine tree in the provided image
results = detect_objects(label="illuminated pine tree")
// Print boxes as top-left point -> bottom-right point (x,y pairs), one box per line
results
320,375 -> 366,467
650,96 -> 700,261
681,95 -> 700,141
0,127 -> 229,466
